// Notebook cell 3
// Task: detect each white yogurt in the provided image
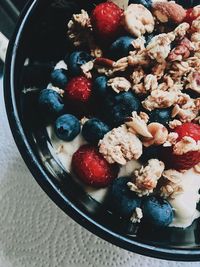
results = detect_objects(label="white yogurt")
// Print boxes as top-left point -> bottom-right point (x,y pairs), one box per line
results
168,169 -> 200,228
48,125 -> 200,228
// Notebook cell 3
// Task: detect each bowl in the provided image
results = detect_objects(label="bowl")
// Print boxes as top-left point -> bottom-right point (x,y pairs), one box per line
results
4,0 -> 200,261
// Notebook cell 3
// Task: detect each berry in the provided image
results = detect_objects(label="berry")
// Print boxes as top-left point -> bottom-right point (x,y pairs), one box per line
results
65,76 -> 92,104
104,92 -> 140,126
110,36 -> 135,60
67,51 -> 93,76
50,69 -> 68,89
175,122 -> 200,142
148,108 -> 171,126
128,0 -> 152,9
82,118 -> 110,144
175,0 -> 200,9
91,2 -> 123,41
108,177 -> 142,219
163,123 -> 200,170
94,76 -> 108,98
184,7 -> 200,24
38,89 -> 64,118
72,145 -> 119,187
170,150 -> 200,170
55,114 -> 80,141
142,196 -> 173,227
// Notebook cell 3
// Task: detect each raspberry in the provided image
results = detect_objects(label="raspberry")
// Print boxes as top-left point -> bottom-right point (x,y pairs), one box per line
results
163,123 -> 200,170
170,150 -> 200,170
184,7 -> 200,24
175,122 -> 200,142
72,145 -> 119,187
91,2 -> 123,42
65,76 -> 92,104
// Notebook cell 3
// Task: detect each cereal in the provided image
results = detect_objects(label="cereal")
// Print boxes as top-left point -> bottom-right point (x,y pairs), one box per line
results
143,123 -> 168,147
125,112 -> 152,138
146,33 -> 175,62
142,89 -> 180,111
99,125 -> 143,165
108,77 -> 131,93
173,137 -> 200,155
123,4 -> 154,37
160,170 -> 183,199
128,159 -> 165,197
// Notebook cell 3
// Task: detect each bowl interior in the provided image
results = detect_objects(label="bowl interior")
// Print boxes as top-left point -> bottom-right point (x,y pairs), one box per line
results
5,0 -> 200,260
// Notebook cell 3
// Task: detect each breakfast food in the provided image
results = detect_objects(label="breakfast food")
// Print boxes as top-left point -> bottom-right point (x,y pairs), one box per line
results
38,0 -> 200,229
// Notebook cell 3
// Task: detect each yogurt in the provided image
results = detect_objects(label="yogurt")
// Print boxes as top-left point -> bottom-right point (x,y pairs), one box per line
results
48,125 -> 200,228
168,169 -> 200,228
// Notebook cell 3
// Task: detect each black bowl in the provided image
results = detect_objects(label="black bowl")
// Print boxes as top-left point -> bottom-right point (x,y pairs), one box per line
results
4,0 -> 200,261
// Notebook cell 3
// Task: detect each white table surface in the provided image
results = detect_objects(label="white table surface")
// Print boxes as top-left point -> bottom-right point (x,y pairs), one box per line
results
1,76 -> 200,267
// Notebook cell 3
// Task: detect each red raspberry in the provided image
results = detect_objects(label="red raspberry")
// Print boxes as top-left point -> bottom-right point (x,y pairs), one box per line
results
72,145 -> 119,187
91,2 -> 123,42
65,76 -> 92,104
169,150 -> 200,170
163,123 -> 200,170
184,7 -> 200,24
175,122 -> 200,142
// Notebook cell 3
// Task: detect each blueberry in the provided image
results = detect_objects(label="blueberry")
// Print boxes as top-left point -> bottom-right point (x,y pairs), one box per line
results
67,51 -> 93,76
38,89 -> 65,118
128,0 -> 152,9
149,108 -> 171,126
175,0 -> 199,8
108,177 -> 142,219
82,118 -> 110,144
94,76 -> 109,97
142,196 -> 174,227
140,145 -> 163,163
104,92 -> 140,126
110,36 -> 135,60
50,69 -> 68,89
55,114 -> 80,141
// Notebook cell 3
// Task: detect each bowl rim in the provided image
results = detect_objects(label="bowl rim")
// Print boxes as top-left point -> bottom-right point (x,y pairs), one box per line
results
4,0 -> 200,261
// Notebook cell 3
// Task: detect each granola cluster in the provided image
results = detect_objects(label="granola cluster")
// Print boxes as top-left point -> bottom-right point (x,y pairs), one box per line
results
99,124 -> 143,165
128,159 -> 165,197
67,9 -> 102,57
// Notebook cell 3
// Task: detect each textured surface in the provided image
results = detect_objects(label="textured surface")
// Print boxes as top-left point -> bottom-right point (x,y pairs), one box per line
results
1,78 -> 200,267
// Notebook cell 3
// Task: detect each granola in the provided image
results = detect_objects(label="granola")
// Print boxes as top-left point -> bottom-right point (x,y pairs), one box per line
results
160,169 -> 183,199
173,137 -> 200,155
128,159 -> 165,197
143,123 -> 168,147
94,57 -> 129,76
123,4 -> 154,37
130,207 -> 143,223
99,125 -> 143,165
142,89 -> 180,111
108,77 -> 131,93
125,112 -> 152,138
146,33 -> 175,63
130,67 -> 145,85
